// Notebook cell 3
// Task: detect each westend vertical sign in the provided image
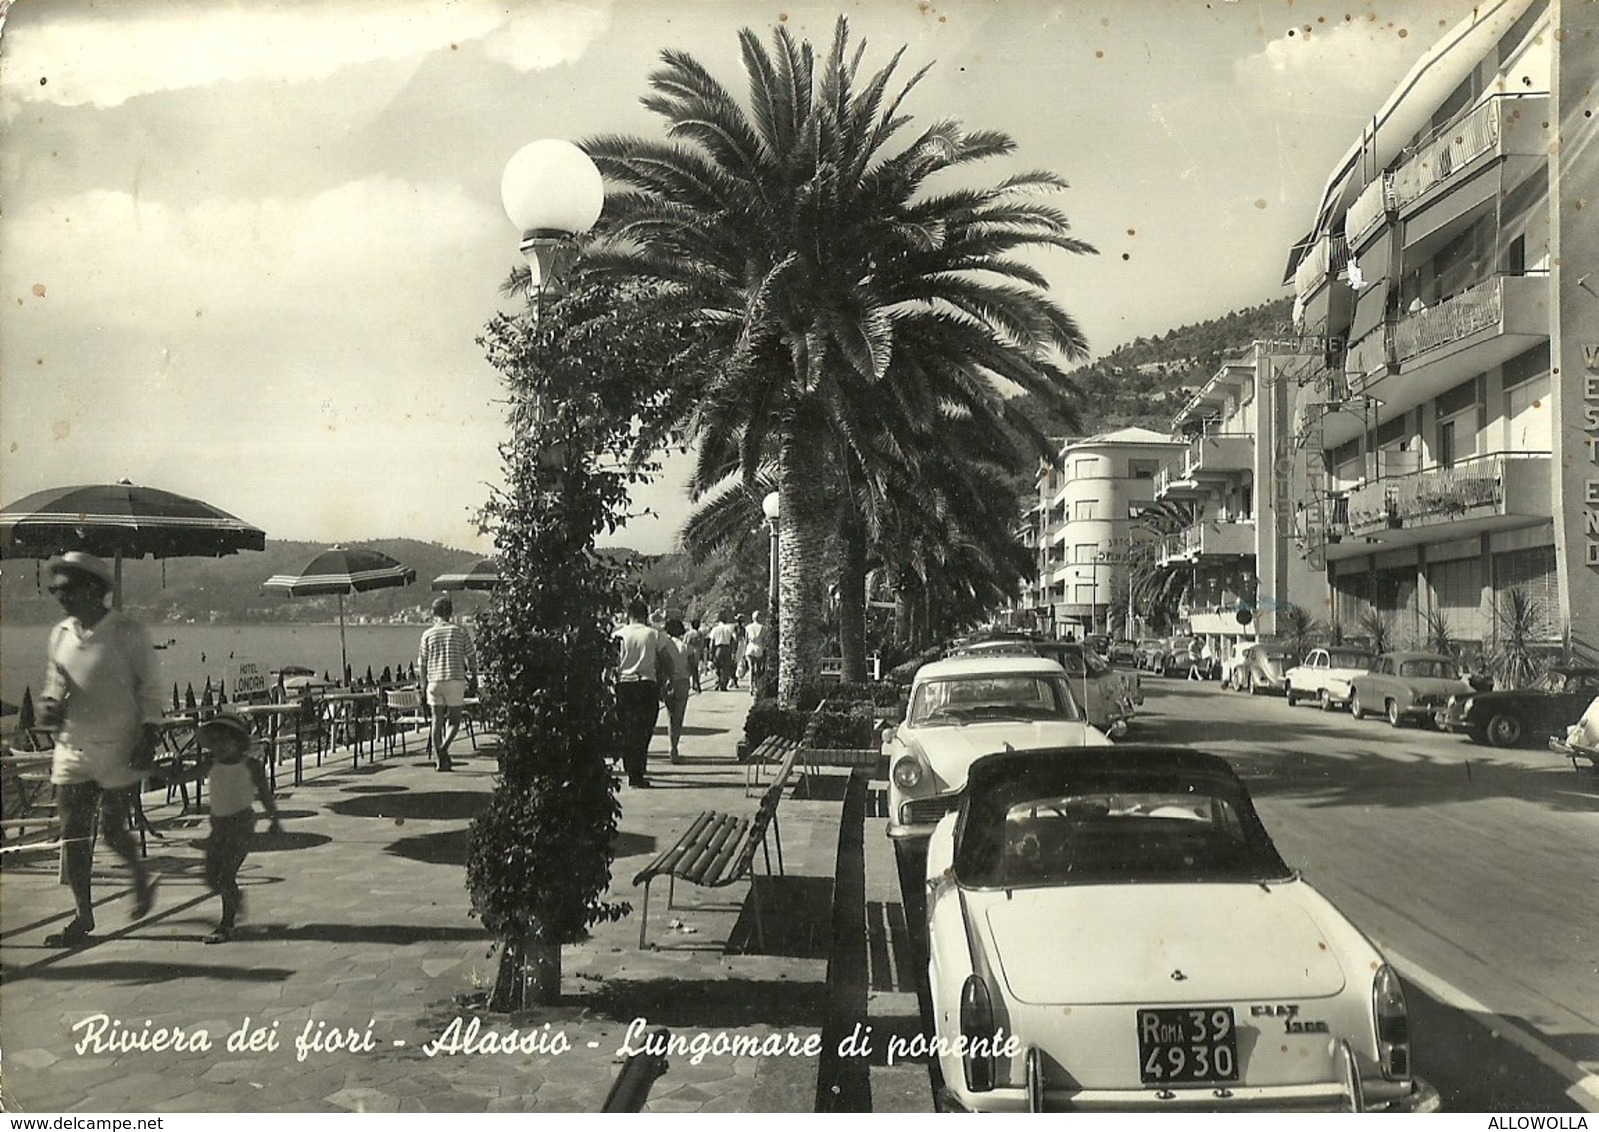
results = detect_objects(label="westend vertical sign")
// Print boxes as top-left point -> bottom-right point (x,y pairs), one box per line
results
1587,343 -> 1599,566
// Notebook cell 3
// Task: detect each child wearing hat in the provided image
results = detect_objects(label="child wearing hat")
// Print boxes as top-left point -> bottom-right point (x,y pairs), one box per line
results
196,707 -> 281,944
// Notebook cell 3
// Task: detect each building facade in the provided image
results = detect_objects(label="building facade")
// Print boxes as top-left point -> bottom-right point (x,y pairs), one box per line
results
1023,428 -> 1187,638
1287,0 -> 1597,658
1154,342 -> 1331,644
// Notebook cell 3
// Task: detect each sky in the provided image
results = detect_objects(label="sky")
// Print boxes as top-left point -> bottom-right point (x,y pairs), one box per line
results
0,0 -> 1470,556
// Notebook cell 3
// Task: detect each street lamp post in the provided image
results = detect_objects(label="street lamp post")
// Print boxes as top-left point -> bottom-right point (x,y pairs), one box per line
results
474,138 -> 607,1011
762,491 -> 781,688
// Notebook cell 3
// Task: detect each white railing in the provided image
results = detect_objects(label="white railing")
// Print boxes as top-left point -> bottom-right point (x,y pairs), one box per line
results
1345,173 -> 1395,245
1391,276 -> 1503,363
1392,96 -> 1502,209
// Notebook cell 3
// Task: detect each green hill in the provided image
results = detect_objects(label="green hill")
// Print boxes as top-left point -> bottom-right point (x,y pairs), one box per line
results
0,539 -> 484,625
1021,296 -> 1295,436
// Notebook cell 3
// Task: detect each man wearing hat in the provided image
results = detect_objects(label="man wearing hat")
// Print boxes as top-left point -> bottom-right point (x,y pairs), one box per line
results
37,551 -> 163,947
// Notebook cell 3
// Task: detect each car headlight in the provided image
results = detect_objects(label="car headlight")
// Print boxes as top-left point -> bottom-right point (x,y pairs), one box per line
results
891,755 -> 925,790
1462,696 -> 1474,717
1372,964 -> 1411,1080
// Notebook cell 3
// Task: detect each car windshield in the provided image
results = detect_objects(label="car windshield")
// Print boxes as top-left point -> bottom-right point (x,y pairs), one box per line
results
1400,658 -> 1458,679
909,674 -> 1083,726
1535,671 -> 1571,692
1328,651 -> 1372,669
1036,646 -> 1109,677
955,778 -> 1291,888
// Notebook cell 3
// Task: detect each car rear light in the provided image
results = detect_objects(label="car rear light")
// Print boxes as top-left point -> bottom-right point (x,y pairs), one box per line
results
1372,965 -> 1411,1079
891,755 -> 924,790
960,974 -> 997,1092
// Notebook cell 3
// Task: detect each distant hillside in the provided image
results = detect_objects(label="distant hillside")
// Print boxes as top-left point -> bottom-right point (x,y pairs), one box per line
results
0,539 -> 484,625
1020,296 -> 1295,437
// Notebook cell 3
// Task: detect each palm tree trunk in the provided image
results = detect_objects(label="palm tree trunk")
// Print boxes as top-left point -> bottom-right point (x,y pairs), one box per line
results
838,513 -> 868,683
777,437 -> 828,704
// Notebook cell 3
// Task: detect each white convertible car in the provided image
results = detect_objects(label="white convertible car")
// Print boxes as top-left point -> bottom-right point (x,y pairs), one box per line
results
885,655 -> 1114,843
925,747 -> 1440,1112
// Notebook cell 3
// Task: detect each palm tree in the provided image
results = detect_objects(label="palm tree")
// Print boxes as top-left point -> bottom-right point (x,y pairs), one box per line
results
1125,501 -> 1199,634
582,17 -> 1093,699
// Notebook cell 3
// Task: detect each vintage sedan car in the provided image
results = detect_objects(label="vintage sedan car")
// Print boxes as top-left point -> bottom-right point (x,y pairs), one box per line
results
884,655 -> 1113,842
1348,652 -> 1472,728
1229,643 -> 1298,696
1106,640 -> 1140,668
1550,694 -> 1599,771
949,638 -> 1137,731
1436,666 -> 1599,748
924,747 -> 1440,1113
1283,647 -> 1376,710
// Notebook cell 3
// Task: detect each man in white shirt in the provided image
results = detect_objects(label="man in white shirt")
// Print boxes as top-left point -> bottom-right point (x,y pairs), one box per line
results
38,551 -> 162,947
613,598 -> 675,788
707,613 -> 738,692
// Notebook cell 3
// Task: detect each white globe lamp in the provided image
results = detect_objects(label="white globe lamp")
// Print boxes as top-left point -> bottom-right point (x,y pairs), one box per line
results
501,139 -> 604,294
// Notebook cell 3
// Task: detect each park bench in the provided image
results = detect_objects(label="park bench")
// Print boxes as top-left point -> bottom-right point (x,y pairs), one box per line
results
632,742 -> 802,950
742,733 -> 807,797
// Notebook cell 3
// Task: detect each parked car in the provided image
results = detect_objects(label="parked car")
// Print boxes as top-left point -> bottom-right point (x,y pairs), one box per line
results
1348,652 -> 1473,728
1437,665 -> 1599,748
949,638 -> 1137,731
924,746 -> 1440,1112
1154,635 -> 1201,678
1229,642 -> 1298,695
1550,694 -> 1599,771
1218,639 -> 1254,689
884,655 -> 1114,843
1106,640 -> 1140,668
1283,647 -> 1376,710
1134,639 -> 1167,671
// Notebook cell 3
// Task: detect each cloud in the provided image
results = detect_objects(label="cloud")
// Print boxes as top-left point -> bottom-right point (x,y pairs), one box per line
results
1233,17 -> 1425,106
2,0 -> 613,110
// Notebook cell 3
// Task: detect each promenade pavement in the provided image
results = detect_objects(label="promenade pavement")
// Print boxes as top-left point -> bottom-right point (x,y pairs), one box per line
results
0,688 -> 850,1114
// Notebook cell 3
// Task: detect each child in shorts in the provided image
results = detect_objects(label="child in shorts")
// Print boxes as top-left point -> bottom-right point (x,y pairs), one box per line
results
196,707 -> 281,944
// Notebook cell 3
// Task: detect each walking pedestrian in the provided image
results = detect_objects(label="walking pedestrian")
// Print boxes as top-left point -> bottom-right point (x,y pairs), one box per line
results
661,619 -> 693,762
731,614 -> 747,688
744,610 -> 769,694
417,595 -> 477,771
194,706 -> 281,944
708,612 -> 738,692
682,618 -> 706,694
37,551 -> 160,947
1187,637 -> 1205,681
613,597 -> 675,788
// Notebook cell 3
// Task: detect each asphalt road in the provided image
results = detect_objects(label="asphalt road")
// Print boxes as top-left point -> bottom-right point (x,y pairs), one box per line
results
1119,676 -> 1599,1113
873,675 -> 1598,1114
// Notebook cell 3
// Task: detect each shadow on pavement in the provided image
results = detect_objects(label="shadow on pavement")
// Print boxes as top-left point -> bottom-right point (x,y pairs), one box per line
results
253,922 -> 488,945
726,874 -> 832,959
2,960 -> 297,984
386,827 -> 657,868
327,791 -> 490,821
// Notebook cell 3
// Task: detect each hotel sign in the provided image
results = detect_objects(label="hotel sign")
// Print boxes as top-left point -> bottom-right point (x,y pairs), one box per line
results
1587,343 -> 1599,567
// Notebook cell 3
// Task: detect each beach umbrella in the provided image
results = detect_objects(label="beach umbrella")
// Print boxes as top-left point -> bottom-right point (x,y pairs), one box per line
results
431,558 -> 500,592
0,480 -> 265,608
263,546 -> 416,679
185,684 -> 197,711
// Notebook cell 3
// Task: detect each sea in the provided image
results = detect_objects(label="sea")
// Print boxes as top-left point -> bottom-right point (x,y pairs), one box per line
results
0,621 -> 432,709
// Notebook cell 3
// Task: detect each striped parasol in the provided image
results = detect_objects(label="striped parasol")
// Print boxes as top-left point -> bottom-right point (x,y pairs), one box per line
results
0,480 -> 265,607
430,558 -> 500,592
263,547 -> 415,678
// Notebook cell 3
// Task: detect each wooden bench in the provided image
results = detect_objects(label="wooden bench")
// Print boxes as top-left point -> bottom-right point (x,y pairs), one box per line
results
743,734 -> 806,797
632,748 -> 802,950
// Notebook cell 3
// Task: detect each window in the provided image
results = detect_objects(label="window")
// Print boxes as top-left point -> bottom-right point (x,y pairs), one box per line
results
1505,374 -> 1551,450
1074,499 -> 1098,522
1074,583 -> 1096,604
1074,459 -> 1098,479
1075,544 -> 1098,564
1438,420 -> 1456,468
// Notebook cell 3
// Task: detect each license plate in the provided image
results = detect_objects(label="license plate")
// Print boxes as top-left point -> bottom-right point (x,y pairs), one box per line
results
1137,1007 -> 1239,1085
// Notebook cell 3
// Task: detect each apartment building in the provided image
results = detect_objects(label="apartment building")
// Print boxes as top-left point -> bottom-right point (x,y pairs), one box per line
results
1153,342 -> 1331,643
1027,428 -> 1187,638
1287,0 -> 1597,656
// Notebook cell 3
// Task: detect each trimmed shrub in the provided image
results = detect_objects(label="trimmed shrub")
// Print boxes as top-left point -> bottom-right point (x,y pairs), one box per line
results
743,699 -> 811,748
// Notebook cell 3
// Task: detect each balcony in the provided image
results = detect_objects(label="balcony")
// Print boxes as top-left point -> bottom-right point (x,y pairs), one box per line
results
1344,173 -> 1395,248
1339,452 -> 1552,547
1153,463 -> 1202,501
1391,94 -> 1548,215
1158,518 -> 1257,564
1345,327 -> 1395,389
1183,434 -> 1254,478
1293,231 -> 1351,301
1390,274 -> 1545,366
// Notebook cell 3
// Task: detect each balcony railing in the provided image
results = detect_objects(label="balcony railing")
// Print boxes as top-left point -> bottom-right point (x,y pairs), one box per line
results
1344,326 -> 1395,384
1345,173 -> 1395,246
1343,452 -> 1551,535
1293,231 -> 1350,300
1159,518 -> 1256,562
1183,434 -> 1253,477
1391,275 -> 1505,363
1392,95 -> 1508,211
